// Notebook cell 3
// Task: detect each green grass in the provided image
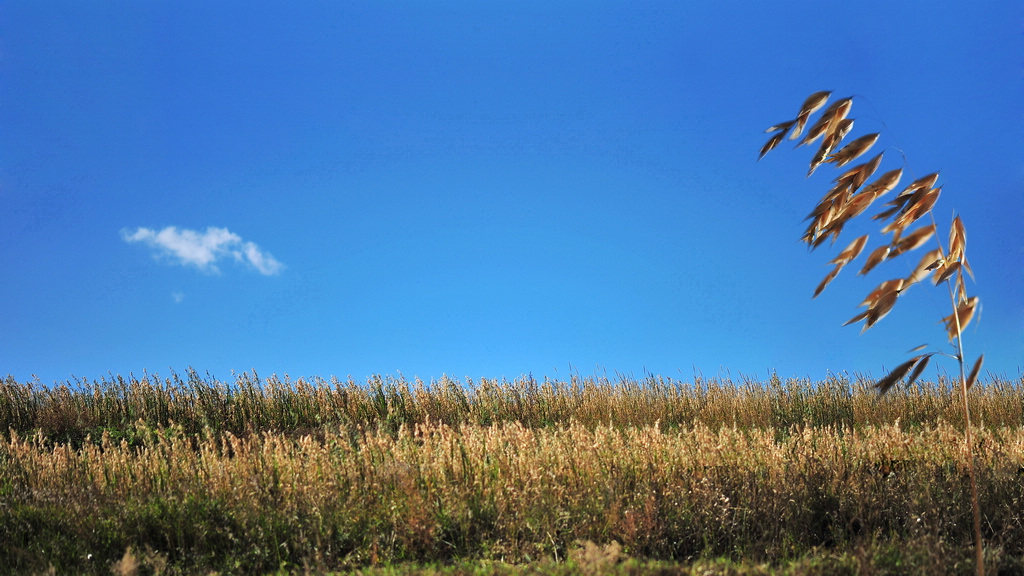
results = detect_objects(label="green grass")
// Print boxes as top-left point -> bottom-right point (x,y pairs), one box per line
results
1,372 -> 1022,574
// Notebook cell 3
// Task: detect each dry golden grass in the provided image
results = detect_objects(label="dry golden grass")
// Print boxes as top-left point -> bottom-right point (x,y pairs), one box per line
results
3,413 -> 1022,573
3,371 -> 1023,442
2,372 -> 1022,573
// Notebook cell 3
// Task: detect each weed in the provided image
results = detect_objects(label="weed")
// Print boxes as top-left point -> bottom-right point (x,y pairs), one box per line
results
760,91 -> 986,574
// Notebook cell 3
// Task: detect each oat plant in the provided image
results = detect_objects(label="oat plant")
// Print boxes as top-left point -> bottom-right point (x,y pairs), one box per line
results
760,91 -> 985,574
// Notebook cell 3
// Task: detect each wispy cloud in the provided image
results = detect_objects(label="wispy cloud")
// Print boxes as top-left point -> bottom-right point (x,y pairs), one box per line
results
121,226 -> 284,275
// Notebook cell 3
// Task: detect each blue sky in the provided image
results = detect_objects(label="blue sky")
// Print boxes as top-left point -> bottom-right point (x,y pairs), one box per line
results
2,1 -> 1021,386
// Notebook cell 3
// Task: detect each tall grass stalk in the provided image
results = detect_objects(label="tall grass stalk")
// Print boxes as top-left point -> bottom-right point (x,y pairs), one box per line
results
760,91 -> 986,574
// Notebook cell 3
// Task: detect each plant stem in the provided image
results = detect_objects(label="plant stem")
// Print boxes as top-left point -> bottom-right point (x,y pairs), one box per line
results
930,206 -> 983,575
948,279 -> 983,576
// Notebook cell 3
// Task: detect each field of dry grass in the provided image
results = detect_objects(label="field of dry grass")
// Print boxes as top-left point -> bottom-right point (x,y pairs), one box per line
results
1,371 -> 1023,574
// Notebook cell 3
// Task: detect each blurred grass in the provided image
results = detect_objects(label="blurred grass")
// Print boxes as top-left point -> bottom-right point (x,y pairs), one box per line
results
1,371 -> 1022,574
2,370 -> 1022,443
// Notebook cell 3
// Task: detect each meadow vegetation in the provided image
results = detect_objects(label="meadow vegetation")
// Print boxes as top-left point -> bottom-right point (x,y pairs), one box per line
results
2,371 -> 1023,574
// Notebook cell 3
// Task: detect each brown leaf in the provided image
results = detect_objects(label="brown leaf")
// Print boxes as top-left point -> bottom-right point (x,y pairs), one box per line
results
849,152 -> 884,191
828,226 -> 843,246
788,90 -> 832,140
814,264 -> 843,298
873,357 -> 920,396
859,278 -> 905,308
965,354 -> 984,391
808,143 -> 829,177
765,119 -> 797,133
830,234 -> 869,265
827,133 -> 880,167
890,226 -> 903,247
799,117 -> 831,148
799,97 -> 852,147
860,168 -> 903,199
882,186 -> 941,234
801,226 -> 817,247
807,185 -> 850,223
961,254 -> 974,281
791,109 -> 812,137
813,222 -> 844,248
894,172 -> 940,199
863,288 -> 899,332
831,117 -> 854,143
801,90 -> 833,113
943,296 -> 979,341
912,186 -> 941,217
858,245 -> 891,276
833,163 -> 864,188
878,193 -> 912,217
891,223 -> 936,257
759,130 -> 787,160
906,354 -> 932,389
957,277 -> 969,307
805,198 -> 835,224
839,189 -> 880,220
843,310 -> 869,326
825,101 -> 853,133
808,120 -> 853,177
805,207 -> 842,248
853,279 -> 904,332
803,210 -> 837,247
879,219 -> 903,236
952,215 -> 966,244
872,204 -> 903,223
907,249 -> 943,286
932,260 -> 961,285
948,214 -> 967,263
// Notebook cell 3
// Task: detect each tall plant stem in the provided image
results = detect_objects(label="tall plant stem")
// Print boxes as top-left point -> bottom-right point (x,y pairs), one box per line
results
928,209 -> 983,575
948,279 -> 983,575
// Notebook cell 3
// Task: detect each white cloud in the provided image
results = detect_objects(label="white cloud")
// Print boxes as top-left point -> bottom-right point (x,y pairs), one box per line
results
171,292 -> 185,303
240,240 -> 284,275
122,226 -> 284,275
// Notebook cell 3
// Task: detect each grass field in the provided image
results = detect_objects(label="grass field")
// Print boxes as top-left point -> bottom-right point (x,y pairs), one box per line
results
2,371 -> 1022,575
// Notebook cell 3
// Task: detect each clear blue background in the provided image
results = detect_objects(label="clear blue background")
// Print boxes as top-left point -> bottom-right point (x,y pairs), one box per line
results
2,1 -> 1021,385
